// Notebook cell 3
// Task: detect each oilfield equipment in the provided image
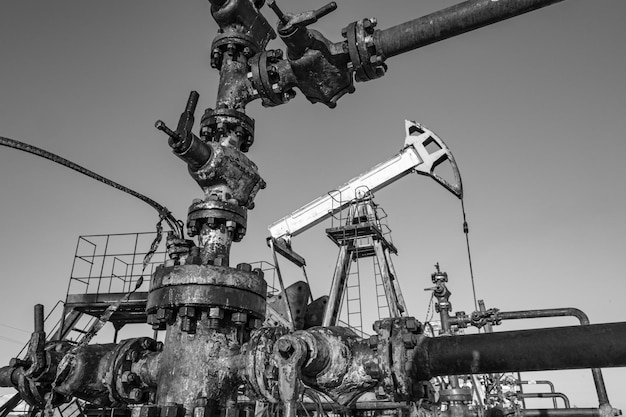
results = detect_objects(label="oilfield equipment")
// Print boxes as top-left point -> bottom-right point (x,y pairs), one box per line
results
0,1 -> 624,417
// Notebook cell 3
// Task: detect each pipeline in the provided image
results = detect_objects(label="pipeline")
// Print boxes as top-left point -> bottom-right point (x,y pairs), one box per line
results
413,322 -> 626,379
521,409 -> 603,417
377,0 -> 567,58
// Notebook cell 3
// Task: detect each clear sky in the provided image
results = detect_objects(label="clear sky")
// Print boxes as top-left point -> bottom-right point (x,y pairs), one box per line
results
1,0 -> 625,410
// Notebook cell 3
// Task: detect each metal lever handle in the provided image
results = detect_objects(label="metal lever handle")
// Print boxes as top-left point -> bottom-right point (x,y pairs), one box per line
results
313,2 -> 337,21
268,0 -> 337,33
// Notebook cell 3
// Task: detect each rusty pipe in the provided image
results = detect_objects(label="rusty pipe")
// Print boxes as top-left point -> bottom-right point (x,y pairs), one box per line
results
499,307 -> 589,324
376,0 -> 567,59
521,410 -> 602,417
498,308 -> 610,407
412,322 -> 626,379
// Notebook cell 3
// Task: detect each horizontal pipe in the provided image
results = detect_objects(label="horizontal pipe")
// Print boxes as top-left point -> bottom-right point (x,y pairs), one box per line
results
521,409 -> 601,417
413,322 -> 626,379
239,401 -> 411,411
377,0 -> 567,59
499,308 -> 589,324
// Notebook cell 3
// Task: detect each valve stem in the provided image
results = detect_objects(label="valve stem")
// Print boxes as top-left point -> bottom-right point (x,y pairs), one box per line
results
267,0 -> 288,23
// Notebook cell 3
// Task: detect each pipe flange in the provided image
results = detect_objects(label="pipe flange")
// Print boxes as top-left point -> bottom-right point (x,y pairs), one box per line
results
200,108 -> 255,152
211,31 -> 260,69
106,338 -> 158,405
373,317 -> 424,401
439,387 -> 472,403
147,264 -> 267,319
248,50 -> 294,108
342,18 -> 387,82
187,199 -> 247,241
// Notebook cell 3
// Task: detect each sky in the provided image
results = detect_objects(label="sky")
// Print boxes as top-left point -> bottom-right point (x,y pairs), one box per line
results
1,0 -> 626,410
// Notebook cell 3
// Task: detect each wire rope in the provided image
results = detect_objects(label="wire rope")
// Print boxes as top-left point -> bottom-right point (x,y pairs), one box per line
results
0,136 -> 183,238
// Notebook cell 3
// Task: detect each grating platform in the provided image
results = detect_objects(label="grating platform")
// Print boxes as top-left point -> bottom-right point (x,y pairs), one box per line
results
64,291 -> 149,324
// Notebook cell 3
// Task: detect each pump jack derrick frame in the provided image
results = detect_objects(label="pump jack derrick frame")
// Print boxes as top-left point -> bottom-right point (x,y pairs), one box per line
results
1,1 -> 625,417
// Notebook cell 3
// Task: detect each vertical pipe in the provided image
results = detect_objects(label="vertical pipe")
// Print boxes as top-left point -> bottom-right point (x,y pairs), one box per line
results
34,304 -> 44,333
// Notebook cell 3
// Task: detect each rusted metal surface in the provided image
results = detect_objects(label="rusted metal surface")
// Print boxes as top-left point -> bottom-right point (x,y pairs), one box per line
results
147,264 -> 267,322
6,1 -> 626,416
412,322 -> 626,379
155,318 -> 241,411
376,0 -> 567,58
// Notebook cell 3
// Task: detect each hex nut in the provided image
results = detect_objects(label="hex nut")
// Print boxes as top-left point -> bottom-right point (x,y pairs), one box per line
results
237,263 -> 252,272
232,312 -> 247,325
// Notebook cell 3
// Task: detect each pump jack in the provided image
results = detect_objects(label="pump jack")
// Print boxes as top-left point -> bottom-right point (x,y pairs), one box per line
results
1,1 -> 625,417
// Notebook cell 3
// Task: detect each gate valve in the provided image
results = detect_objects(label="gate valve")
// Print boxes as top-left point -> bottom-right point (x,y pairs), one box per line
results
264,1 -> 354,108
268,0 -> 337,56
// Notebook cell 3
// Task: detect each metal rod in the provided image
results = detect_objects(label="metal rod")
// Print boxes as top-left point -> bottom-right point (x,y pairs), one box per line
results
521,409 -> 601,417
521,380 -> 557,409
34,304 -> 44,333
518,392 -> 571,408
413,322 -> 626,379
377,0 -> 567,59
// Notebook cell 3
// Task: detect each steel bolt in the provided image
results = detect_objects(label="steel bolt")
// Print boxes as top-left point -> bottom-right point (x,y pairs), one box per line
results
179,306 -> 196,318
248,318 -> 263,329
181,317 -> 196,334
121,371 -> 138,384
209,307 -> 224,319
156,308 -> 172,322
161,404 -> 183,417
139,405 -> 159,417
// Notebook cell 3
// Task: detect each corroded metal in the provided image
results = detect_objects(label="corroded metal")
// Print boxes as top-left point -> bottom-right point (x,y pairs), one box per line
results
412,322 -> 626,379
9,2 -> 626,417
